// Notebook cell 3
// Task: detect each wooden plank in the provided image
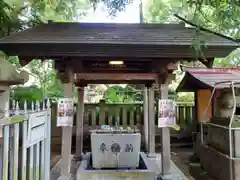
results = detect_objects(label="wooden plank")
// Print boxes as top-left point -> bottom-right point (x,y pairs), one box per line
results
129,107 -> 135,126
99,110 -> 105,125
178,106 -> 185,126
21,121 -> 28,180
122,107 -> 127,127
13,123 -> 19,180
91,108 -> 97,126
176,106 -> 179,124
76,73 -> 158,81
108,114 -> 113,126
3,125 -> 9,180
29,146 -> 34,180
136,106 -> 141,127
185,106 -> 192,125
99,101 -> 106,125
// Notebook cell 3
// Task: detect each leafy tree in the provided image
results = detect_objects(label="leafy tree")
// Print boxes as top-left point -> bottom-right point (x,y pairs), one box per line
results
11,85 -> 43,102
0,0 -> 132,101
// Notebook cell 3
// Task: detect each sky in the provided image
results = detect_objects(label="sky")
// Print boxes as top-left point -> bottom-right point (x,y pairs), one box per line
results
81,0 -> 141,23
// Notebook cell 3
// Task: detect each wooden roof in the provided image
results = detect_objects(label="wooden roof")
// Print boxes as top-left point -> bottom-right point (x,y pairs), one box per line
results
176,67 -> 240,92
0,22 -> 238,85
0,22 -> 238,59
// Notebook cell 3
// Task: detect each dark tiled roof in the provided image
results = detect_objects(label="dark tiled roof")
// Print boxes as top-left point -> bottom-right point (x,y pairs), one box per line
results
177,67 -> 240,92
0,22 -> 238,46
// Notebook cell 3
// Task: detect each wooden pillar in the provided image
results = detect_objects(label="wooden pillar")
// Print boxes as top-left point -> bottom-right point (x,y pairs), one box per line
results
75,86 -> 84,159
148,85 -> 155,155
143,86 -> 149,151
60,69 -> 74,179
160,82 -> 171,176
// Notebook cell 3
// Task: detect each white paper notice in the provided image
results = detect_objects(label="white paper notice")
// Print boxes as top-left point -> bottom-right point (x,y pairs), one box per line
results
158,99 -> 176,128
57,98 -> 74,127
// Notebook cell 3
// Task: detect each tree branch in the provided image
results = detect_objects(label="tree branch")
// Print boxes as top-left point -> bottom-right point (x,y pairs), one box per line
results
174,14 -> 238,43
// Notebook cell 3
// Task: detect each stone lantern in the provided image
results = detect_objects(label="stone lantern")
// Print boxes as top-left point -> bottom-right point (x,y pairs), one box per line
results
0,57 -> 29,119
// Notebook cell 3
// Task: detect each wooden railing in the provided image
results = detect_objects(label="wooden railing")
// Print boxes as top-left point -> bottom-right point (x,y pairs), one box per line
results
0,100 -> 51,180
82,100 -> 195,127
51,101 -> 195,145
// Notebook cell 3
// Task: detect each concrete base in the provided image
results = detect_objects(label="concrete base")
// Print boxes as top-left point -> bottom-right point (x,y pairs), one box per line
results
199,144 -> 240,180
189,163 -> 214,180
77,152 -> 156,180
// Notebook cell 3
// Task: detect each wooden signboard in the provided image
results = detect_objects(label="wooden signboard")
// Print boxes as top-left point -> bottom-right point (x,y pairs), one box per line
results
27,111 -> 47,147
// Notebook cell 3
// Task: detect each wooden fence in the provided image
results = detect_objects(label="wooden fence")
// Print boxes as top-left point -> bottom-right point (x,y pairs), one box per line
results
82,100 -> 195,127
0,100 -> 51,180
51,100 -> 195,149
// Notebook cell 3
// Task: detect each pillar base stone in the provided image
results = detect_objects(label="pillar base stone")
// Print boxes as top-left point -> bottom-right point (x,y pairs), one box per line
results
147,153 -> 157,158
58,175 -> 72,180
161,173 -> 173,180
73,154 -> 83,161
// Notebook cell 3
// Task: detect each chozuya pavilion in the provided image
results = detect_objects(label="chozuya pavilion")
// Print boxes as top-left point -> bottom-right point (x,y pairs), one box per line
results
0,21 -> 238,180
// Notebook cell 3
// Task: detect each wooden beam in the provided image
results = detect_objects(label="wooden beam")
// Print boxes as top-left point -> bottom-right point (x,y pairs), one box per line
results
4,43 -> 234,58
75,80 -> 155,85
75,73 -> 158,81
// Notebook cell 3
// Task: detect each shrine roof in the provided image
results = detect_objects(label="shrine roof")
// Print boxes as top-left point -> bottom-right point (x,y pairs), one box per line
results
176,67 -> 240,92
0,22 -> 237,46
0,22 -> 238,58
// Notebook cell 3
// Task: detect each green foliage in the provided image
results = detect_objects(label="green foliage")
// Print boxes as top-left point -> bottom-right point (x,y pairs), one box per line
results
0,0 -> 132,37
90,0 -> 132,16
144,0 -> 239,38
11,85 -> 43,101
103,85 -> 143,103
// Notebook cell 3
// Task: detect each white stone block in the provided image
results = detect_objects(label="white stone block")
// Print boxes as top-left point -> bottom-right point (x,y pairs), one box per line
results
91,132 -> 141,168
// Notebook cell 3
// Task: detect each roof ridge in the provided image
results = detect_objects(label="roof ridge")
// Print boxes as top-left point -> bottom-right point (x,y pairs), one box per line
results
45,21 -> 186,29
181,65 -> 240,71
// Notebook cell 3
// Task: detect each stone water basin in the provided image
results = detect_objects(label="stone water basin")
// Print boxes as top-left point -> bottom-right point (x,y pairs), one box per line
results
91,130 -> 141,169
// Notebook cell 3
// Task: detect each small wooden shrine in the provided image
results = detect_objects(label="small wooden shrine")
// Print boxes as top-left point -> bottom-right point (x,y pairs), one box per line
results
177,67 -> 240,123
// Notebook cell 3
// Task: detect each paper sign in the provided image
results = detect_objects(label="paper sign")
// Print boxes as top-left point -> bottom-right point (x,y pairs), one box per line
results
158,99 -> 176,128
57,98 -> 74,127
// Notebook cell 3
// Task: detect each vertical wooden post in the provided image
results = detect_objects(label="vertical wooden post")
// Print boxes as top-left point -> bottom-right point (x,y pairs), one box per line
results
75,86 -> 84,159
143,86 -> 149,151
160,82 -> 171,176
148,85 -> 155,156
0,89 -> 10,138
99,100 -> 106,125
21,101 -> 28,180
60,69 -> 74,179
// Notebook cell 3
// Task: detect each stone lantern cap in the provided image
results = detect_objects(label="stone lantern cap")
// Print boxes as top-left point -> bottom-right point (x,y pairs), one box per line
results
0,57 -> 29,89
